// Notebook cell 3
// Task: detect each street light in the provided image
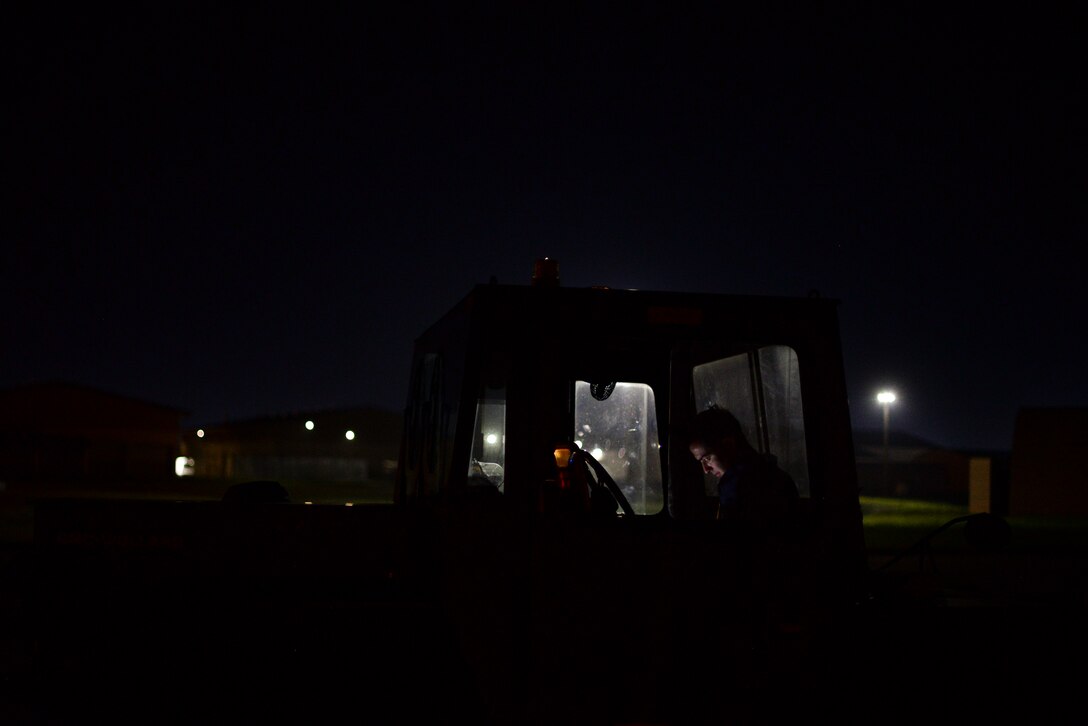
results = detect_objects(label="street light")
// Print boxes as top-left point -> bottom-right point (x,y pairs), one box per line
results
877,390 -> 897,492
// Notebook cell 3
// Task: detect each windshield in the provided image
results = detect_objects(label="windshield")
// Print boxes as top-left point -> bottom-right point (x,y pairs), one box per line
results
574,381 -> 663,515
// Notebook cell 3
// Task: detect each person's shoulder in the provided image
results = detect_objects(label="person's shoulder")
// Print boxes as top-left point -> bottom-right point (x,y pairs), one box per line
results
758,455 -> 799,498
747,453 -> 784,477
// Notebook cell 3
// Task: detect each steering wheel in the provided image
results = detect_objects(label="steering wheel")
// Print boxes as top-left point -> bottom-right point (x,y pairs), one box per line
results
571,448 -> 636,517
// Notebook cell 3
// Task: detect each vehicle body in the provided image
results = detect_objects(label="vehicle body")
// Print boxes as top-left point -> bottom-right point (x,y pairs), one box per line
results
393,272 -> 868,722
20,268 -> 875,723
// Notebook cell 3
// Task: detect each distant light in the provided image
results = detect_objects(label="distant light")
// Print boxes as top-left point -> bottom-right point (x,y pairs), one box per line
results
485,433 -> 498,445
345,502 -> 354,507
345,430 -> 355,440
304,501 -> 313,505
591,447 -> 604,460
305,420 -> 315,431
574,439 -> 583,449
877,391 -> 897,405
196,429 -> 205,438
174,456 -> 195,477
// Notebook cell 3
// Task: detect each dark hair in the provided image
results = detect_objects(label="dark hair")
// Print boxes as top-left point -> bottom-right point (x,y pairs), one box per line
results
681,406 -> 751,449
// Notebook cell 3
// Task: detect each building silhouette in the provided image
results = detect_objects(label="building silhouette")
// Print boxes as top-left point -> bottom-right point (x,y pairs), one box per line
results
180,407 -> 402,486
854,428 -> 1011,512
0,382 -> 185,486
1010,407 -> 1088,516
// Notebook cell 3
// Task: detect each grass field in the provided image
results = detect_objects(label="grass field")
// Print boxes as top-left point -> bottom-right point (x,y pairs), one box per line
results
861,495 -> 1088,556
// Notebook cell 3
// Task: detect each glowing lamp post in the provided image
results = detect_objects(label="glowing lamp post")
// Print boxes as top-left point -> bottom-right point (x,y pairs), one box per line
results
877,391 -> 897,491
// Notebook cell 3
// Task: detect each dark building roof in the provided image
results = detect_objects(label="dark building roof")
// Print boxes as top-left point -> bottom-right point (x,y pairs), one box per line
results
853,428 -> 940,450
0,381 -> 186,436
853,428 -> 1010,459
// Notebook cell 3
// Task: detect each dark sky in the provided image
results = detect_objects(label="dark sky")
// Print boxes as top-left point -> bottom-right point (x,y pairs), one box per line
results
6,5 -> 1086,452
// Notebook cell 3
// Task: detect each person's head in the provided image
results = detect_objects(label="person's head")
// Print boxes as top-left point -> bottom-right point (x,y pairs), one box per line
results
683,407 -> 754,478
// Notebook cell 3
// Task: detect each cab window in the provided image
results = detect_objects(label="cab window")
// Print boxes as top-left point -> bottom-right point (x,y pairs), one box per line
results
467,385 -> 506,492
692,345 -> 809,497
574,381 -> 663,515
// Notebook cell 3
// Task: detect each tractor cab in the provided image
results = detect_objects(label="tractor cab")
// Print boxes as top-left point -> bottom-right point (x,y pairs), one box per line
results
394,264 -> 867,721
398,267 -> 860,531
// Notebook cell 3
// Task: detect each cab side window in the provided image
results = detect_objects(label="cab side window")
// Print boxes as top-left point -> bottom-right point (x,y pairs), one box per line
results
693,346 -> 809,497
403,353 -> 443,498
467,386 -> 506,492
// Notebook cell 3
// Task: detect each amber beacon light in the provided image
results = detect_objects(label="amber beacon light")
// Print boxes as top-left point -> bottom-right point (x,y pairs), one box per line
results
531,257 -> 559,287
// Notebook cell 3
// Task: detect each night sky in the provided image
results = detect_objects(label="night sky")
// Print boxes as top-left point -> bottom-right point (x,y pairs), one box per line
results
7,5 -> 1086,452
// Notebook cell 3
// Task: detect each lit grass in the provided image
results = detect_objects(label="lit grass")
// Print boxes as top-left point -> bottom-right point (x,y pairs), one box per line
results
862,495 -> 1088,553
861,496 -> 966,527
